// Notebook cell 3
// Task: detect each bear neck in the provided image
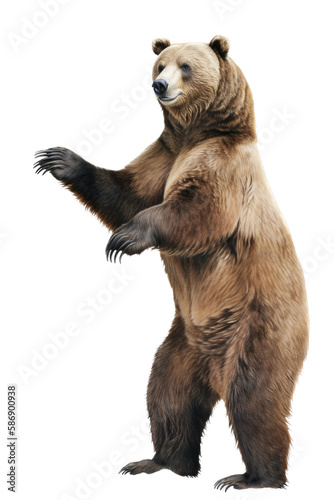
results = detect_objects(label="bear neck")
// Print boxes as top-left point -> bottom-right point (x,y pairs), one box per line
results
160,60 -> 257,154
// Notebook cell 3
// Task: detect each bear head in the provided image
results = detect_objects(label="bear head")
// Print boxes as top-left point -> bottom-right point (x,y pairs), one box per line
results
151,36 -> 255,139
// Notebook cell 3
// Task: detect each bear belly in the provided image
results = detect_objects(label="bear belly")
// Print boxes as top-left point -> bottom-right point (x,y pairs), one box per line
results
161,253 -> 248,332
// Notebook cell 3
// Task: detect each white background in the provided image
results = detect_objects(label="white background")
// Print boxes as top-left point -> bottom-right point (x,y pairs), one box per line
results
1,1 -> 334,499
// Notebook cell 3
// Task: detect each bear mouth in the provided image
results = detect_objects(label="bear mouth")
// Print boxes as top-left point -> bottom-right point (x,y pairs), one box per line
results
159,93 -> 182,103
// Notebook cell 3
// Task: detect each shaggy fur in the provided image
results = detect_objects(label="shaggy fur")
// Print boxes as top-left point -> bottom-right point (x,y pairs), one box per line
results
34,36 -> 309,491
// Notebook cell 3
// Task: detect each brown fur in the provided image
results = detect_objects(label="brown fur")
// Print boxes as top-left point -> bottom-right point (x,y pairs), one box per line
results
34,36 -> 309,490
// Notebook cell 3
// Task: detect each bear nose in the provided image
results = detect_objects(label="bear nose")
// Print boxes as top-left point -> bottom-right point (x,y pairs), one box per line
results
152,79 -> 168,95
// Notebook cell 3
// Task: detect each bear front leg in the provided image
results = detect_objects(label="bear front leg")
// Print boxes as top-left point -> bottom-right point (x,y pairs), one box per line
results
105,213 -> 158,262
34,147 -> 140,230
34,140 -> 174,232
105,183 -> 239,260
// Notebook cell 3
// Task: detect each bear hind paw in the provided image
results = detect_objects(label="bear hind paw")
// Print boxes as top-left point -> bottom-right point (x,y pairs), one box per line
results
214,473 -> 287,491
119,459 -> 167,475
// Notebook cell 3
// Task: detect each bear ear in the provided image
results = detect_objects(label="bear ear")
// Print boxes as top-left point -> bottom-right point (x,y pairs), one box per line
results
152,38 -> 171,55
209,35 -> 230,60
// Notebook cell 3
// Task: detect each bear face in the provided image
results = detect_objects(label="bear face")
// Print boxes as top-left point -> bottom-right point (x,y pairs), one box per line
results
152,38 -> 227,120
151,36 -> 254,139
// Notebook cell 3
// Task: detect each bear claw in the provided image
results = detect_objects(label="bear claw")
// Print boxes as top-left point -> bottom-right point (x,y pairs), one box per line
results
214,473 -> 287,491
214,474 -> 246,491
34,147 -> 81,180
105,224 -> 152,262
119,459 -> 167,475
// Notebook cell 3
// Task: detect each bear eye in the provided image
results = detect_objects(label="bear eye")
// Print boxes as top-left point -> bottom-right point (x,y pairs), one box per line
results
181,64 -> 191,71
158,64 -> 165,73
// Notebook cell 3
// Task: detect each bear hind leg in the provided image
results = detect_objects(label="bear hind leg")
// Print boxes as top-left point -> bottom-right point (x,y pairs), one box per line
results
214,363 -> 291,491
120,315 -> 219,477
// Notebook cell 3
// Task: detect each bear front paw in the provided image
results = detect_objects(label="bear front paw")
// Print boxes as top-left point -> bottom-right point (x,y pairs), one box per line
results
105,221 -> 154,262
34,147 -> 82,181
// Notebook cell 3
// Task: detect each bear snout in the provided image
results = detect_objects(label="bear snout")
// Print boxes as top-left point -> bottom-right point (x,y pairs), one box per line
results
152,79 -> 169,95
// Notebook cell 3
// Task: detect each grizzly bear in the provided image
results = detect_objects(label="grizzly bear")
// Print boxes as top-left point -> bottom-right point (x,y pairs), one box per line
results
34,36 -> 309,491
